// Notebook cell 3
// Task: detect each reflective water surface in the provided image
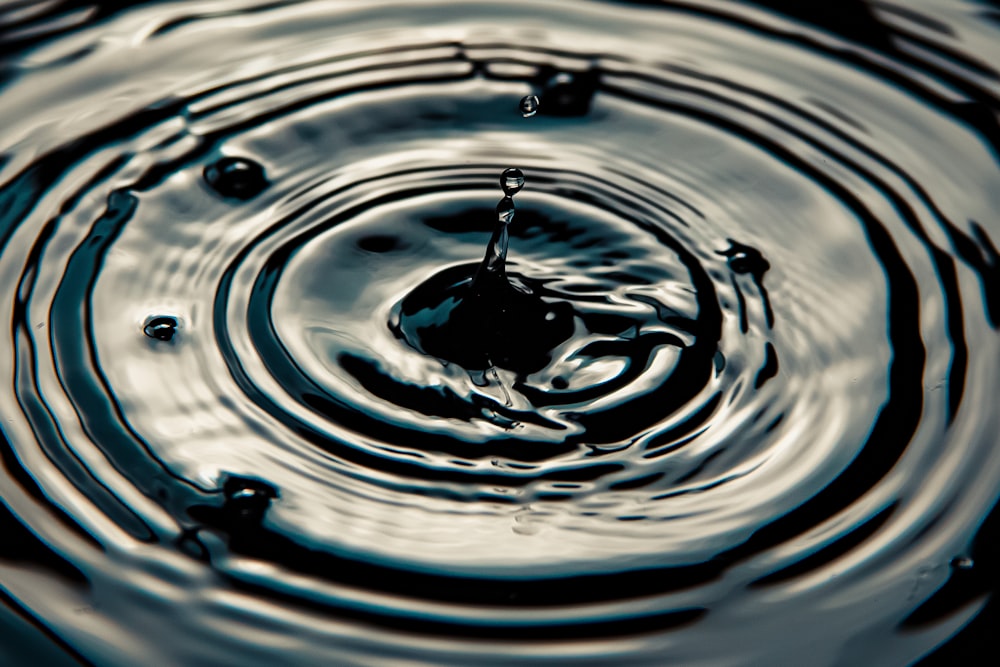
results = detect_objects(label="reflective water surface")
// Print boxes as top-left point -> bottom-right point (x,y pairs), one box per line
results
0,1 -> 998,665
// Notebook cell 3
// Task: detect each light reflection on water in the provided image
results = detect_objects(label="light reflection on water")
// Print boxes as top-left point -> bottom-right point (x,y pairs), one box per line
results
0,1 -> 998,665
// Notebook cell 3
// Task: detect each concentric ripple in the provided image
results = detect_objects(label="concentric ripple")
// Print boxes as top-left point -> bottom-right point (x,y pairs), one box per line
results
1,1 -> 998,665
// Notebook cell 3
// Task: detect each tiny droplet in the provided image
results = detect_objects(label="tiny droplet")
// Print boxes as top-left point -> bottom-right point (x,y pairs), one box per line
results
224,477 -> 277,523
500,168 -> 525,196
143,315 -> 178,341
519,95 -> 539,118
231,488 -> 265,516
204,156 -> 268,200
719,241 -> 771,277
951,556 -> 974,570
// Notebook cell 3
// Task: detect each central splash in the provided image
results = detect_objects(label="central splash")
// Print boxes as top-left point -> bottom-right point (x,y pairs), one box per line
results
400,167 -> 574,374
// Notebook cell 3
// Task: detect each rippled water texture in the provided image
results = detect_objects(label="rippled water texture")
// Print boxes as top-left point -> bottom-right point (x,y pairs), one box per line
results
1,1 -> 999,665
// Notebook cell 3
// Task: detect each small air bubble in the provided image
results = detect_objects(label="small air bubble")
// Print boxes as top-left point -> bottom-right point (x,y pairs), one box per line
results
143,315 -> 178,341
223,477 -> 277,523
721,242 -> 770,277
497,196 -> 515,225
230,488 -> 264,515
231,491 -> 267,520
519,95 -> 539,117
729,252 -> 756,274
203,156 -> 268,200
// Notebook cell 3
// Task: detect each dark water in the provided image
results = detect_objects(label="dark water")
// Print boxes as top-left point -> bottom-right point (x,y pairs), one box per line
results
1,1 -> 999,665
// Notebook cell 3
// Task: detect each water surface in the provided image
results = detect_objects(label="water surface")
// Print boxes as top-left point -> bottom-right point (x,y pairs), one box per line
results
0,1 -> 998,665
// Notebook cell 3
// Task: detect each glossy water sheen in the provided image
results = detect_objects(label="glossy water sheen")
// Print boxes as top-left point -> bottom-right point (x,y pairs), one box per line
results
1,1 -> 998,665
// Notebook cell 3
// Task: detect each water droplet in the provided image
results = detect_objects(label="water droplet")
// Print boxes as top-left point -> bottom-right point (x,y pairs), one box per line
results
143,315 -> 178,341
729,251 -> 767,275
720,242 -> 770,276
519,94 -> 539,117
497,196 -> 515,225
717,240 -> 771,280
203,156 -> 268,200
231,488 -> 263,509
951,556 -> 974,570
500,168 -> 525,196
223,477 -> 277,523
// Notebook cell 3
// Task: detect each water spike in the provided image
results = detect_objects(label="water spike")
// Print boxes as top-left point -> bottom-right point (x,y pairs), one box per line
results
497,196 -> 516,226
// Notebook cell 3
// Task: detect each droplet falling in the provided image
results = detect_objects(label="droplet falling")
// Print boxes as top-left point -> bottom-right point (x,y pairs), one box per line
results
203,156 -> 269,200
143,315 -> 178,341
500,168 -> 525,196
519,94 -> 539,117
373,162 -> 565,375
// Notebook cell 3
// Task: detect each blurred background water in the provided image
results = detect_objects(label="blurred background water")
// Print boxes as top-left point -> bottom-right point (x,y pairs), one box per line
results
0,1 -> 998,665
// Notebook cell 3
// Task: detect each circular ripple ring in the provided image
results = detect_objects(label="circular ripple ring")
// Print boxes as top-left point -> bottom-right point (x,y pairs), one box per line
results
0,1 -> 997,665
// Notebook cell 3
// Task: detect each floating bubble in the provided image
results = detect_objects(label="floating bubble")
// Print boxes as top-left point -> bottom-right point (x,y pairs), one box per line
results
728,251 -> 769,276
500,168 -> 525,196
143,315 -> 178,341
203,156 -> 268,200
224,477 -> 277,523
519,94 -> 539,117
718,240 -> 771,277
